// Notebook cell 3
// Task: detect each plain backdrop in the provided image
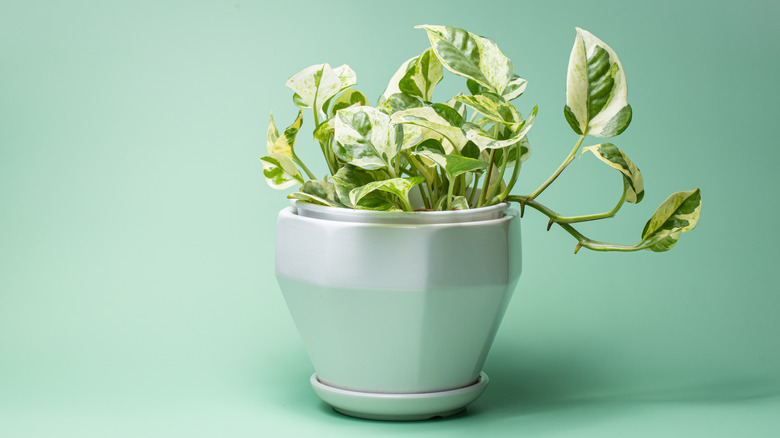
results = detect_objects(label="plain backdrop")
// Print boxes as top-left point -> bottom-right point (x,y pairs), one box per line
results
1,1 -> 779,436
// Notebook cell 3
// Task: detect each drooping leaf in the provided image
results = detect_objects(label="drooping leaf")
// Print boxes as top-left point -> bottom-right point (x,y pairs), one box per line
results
416,25 -> 513,95
267,110 -> 304,157
462,106 -> 537,150
260,153 -> 304,190
467,73 -> 527,101
399,48 -> 443,102
331,164 -> 394,209
349,177 -> 424,210
564,28 -> 631,138
391,107 -> 468,151
377,92 -> 422,115
582,143 -> 644,203
639,189 -> 702,252
300,179 -> 343,206
412,142 -> 488,179
286,63 -> 357,120
453,92 -> 523,128
329,89 -> 368,117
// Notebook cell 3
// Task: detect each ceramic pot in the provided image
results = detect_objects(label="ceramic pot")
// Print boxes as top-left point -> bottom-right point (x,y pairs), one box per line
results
275,201 -> 522,420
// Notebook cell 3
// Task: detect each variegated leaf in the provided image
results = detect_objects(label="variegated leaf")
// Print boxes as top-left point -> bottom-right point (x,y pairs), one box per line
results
445,95 -> 468,120
313,117 -> 334,144
467,73 -> 527,101
399,48 -> 443,102
349,177 -> 424,210
286,63 -> 357,120
450,196 -> 470,210
267,110 -> 303,157
329,89 -> 368,117
640,189 -> 702,251
564,28 -> 631,138
300,180 -> 343,207
260,153 -> 304,190
462,106 -> 537,150
377,92 -> 422,115
411,142 -> 488,179
453,92 -> 523,128
288,191 -> 339,207
267,112 -> 279,151
331,164 -> 394,209
391,107 -> 468,151
378,56 -> 418,106
334,106 -> 397,170
582,143 -> 644,203
417,25 -> 513,95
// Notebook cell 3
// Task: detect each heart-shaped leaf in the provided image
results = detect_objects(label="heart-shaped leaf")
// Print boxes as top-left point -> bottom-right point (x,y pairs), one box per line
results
454,92 -> 523,129
582,143 -> 644,203
377,92 -> 422,115
399,48 -> 443,102
391,107 -> 468,151
411,142 -> 488,179
286,63 -> 356,120
640,188 -> 702,251
332,164 -> 394,209
260,153 -> 304,190
467,73 -> 527,101
564,28 -> 631,138
378,55 -> 417,106
417,25 -> 513,95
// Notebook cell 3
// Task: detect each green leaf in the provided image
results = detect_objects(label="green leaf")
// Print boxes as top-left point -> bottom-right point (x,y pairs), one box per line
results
266,110 -> 304,157
445,96 -> 468,120
453,92 -> 522,128
391,107 -> 468,152
565,28 -> 631,138
450,196 -> 470,210
288,191 -> 340,208
640,189 -> 702,252
462,106 -> 537,150
416,25 -> 513,95
377,92 -> 422,115
334,106 -> 396,170
329,89 -> 368,118
300,180 -> 343,207
260,153 -> 304,190
313,117 -> 334,144
286,63 -> 357,120
431,103 -> 464,127
399,48 -> 443,102
412,143 -> 488,179
378,56 -> 418,106
331,164 -> 394,209
349,177 -> 424,210
582,143 -> 644,203
468,74 -> 526,101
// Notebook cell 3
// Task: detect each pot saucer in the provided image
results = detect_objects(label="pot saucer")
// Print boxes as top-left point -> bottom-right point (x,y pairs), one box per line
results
309,372 -> 489,421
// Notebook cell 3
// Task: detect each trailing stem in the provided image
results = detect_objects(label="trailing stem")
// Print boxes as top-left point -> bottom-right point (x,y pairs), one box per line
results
506,195 -> 643,253
521,134 -> 586,213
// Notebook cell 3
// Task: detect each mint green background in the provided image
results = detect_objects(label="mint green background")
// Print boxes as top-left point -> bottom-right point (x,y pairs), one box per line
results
1,0 -> 778,436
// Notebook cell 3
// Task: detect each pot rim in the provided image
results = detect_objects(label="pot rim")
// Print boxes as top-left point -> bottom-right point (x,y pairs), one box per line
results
291,200 -> 511,225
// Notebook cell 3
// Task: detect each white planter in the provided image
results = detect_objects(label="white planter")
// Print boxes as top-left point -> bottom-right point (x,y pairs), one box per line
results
275,201 -> 522,420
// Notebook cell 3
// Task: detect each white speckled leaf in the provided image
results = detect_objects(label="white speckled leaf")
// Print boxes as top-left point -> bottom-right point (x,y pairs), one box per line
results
378,56 -> 418,106
417,25 -> 513,95
391,107 -> 467,151
260,153 -> 304,190
267,110 -> 303,157
565,28 -> 631,138
582,143 -> 644,203
334,106 -> 398,170
462,106 -> 537,150
286,63 -> 356,120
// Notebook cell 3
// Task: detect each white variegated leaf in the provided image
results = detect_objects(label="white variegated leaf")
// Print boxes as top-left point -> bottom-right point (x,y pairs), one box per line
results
417,25 -> 514,95
260,153 -> 304,190
564,28 -> 631,138
334,106 -> 398,170
641,188 -> 702,243
286,63 -> 357,120
391,107 -> 468,152
349,177 -> 424,209
267,110 -> 303,157
378,56 -> 418,106
267,112 -> 279,152
462,106 -> 537,150
453,92 -> 522,129
399,48 -> 443,102
582,143 -> 644,203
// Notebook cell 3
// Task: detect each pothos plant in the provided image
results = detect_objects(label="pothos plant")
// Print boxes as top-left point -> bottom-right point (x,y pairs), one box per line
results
261,25 -> 702,253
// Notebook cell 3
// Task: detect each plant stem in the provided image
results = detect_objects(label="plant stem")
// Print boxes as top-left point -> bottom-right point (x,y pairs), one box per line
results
477,150 -> 496,208
292,152 -> 317,180
525,134 -> 586,204
487,147 -> 510,204
553,180 -> 628,225
506,195 -> 643,253
468,172 -> 481,207
497,142 -> 522,201
446,176 -> 455,210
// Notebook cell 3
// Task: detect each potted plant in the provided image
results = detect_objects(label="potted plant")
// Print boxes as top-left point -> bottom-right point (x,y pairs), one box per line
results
262,25 -> 702,421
